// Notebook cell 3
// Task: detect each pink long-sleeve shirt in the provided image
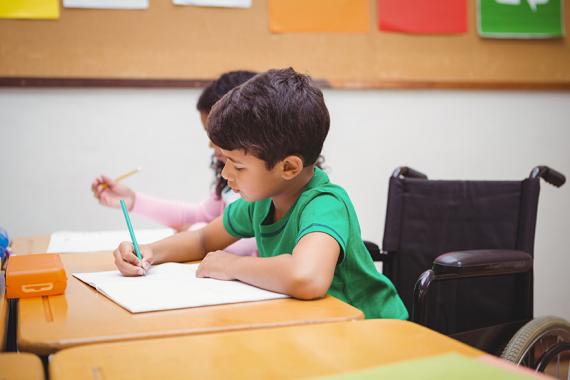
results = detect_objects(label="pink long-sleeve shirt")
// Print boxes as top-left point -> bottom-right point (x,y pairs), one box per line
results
131,191 -> 257,256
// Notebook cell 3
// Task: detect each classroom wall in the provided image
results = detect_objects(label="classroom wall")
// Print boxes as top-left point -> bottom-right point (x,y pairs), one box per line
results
1,88 -> 569,320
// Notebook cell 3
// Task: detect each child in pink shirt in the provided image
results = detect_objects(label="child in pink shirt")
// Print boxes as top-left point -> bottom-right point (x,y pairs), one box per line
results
91,71 -> 258,256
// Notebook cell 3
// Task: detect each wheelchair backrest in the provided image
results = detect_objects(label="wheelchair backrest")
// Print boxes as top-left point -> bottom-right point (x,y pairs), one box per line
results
381,176 -> 540,317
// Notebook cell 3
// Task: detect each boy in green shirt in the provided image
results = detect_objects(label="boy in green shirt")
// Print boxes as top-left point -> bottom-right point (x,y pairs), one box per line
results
112,68 -> 407,320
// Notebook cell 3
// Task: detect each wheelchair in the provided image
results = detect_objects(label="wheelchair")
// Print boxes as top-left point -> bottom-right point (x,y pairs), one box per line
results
365,165 -> 570,378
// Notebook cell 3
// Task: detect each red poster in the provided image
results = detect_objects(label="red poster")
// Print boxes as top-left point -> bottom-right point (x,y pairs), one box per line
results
378,0 -> 467,34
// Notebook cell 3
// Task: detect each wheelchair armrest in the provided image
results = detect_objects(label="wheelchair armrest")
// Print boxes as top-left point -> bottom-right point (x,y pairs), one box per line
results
413,249 -> 533,325
432,249 -> 532,279
363,240 -> 391,262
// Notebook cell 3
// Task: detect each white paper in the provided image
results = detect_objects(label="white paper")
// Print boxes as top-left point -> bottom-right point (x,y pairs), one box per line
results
63,0 -> 149,9
74,263 -> 288,313
172,0 -> 251,8
47,228 -> 174,253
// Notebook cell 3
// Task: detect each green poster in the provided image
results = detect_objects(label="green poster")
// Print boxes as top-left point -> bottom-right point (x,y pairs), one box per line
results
478,0 -> 564,38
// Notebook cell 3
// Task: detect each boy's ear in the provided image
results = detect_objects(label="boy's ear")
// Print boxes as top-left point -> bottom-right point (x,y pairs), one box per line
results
281,155 -> 304,180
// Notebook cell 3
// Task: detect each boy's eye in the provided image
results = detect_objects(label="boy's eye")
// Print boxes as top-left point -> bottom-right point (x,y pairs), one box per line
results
235,166 -> 245,171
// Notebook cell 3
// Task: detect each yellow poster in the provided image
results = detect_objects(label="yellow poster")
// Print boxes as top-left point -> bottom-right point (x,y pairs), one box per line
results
269,0 -> 370,33
0,0 -> 59,19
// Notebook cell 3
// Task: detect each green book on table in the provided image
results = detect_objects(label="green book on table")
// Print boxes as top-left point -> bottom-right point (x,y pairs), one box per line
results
313,353 -> 534,380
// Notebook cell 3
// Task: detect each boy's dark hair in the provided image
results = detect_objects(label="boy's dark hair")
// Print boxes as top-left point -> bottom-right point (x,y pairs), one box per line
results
208,68 -> 330,169
197,70 -> 258,113
197,70 -> 257,198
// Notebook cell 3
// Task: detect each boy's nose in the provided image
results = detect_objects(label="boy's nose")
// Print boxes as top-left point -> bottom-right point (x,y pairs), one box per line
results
221,163 -> 231,181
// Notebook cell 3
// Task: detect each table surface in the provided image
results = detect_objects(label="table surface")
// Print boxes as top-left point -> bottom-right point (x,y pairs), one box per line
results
49,319 -> 487,380
12,235 -> 50,254
17,250 -> 363,355
0,352 -> 45,380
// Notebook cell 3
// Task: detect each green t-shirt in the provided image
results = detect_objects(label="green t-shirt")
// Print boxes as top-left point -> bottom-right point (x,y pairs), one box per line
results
223,168 -> 408,320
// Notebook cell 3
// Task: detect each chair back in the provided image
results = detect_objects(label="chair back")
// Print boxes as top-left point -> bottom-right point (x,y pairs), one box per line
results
382,176 -> 540,333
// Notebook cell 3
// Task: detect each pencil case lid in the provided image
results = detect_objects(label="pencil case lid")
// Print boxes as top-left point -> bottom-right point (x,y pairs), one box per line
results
6,253 -> 67,299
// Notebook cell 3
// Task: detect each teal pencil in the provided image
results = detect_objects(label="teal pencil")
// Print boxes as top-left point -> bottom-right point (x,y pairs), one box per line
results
120,199 -> 143,262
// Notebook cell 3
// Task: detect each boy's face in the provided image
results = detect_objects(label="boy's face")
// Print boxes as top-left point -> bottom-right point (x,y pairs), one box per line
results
219,148 -> 285,202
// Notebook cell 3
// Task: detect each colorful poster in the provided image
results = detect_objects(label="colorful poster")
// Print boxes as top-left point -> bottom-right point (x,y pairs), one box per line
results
172,0 -> 251,8
478,0 -> 564,38
0,0 -> 59,19
269,0 -> 370,33
63,0 -> 148,9
377,0 -> 467,34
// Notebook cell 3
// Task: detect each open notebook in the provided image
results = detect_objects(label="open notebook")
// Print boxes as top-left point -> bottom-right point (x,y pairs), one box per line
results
73,263 -> 288,313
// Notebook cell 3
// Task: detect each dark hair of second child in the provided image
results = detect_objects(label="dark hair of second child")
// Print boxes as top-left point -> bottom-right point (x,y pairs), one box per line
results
196,70 -> 257,198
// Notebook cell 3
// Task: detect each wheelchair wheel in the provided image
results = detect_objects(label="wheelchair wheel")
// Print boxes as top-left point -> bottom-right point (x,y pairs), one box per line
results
501,316 -> 570,379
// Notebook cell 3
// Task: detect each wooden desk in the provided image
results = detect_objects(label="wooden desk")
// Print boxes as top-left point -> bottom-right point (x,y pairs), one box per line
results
50,319 -> 483,380
0,353 -> 44,380
18,251 -> 363,356
0,273 -> 7,351
11,235 -> 49,254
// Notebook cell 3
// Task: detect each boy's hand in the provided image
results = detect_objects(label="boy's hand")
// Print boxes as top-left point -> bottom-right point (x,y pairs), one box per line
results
196,250 -> 239,281
91,175 -> 136,210
113,241 -> 154,276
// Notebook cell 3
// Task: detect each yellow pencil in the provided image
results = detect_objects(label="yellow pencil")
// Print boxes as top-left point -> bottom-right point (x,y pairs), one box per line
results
99,167 -> 141,190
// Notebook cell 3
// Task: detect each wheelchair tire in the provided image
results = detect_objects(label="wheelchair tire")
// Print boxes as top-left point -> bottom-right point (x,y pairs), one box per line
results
501,316 -> 570,377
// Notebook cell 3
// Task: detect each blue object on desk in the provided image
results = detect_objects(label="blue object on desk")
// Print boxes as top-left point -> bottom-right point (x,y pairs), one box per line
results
0,226 -> 10,261
119,199 -> 143,262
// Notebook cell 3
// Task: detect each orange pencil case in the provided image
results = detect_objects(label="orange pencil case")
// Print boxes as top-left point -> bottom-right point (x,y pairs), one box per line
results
5,254 -> 67,299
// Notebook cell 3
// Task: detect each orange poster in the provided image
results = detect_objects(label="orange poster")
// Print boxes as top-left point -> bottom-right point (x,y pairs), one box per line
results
269,0 -> 370,33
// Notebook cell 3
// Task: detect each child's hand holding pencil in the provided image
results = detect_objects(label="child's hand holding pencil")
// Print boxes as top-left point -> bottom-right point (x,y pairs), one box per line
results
91,167 -> 140,210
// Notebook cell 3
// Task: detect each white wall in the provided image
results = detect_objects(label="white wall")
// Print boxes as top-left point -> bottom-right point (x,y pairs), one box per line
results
1,88 -> 569,320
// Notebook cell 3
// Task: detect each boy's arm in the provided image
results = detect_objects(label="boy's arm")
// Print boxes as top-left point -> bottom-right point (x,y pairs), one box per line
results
114,216 -> 239,276
150,216 -> 238,263
197,231 -> 339,300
